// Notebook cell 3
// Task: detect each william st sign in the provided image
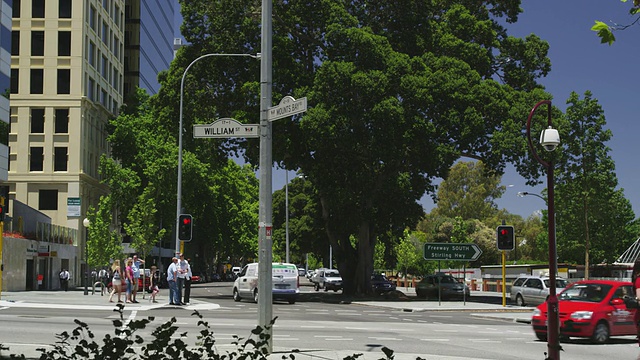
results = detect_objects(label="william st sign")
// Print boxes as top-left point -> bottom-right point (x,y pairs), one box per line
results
423,243 -> 483,261
193,118 -> 259,138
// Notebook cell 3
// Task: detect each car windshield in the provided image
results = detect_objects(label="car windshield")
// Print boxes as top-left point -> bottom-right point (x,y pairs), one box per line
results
325,270 -> 340,277
543,278 -> 568,288
558,283 -> 612,303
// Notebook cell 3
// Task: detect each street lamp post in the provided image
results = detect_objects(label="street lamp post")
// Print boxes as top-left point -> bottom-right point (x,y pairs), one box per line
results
175,52 -> 260,254
285,170 -> 289,263
525,100 -> 561,360
82,218 -> 90,296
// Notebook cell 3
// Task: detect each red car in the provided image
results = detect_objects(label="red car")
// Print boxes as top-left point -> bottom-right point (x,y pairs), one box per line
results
531,279 -> 636,344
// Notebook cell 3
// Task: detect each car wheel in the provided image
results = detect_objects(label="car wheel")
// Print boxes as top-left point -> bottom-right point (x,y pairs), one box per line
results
253,289 -> 259,303
233,288 -> 241,302
535,332 -> 547,342
591,322 -> 610,344
288,299 -> 296,304
516,294 -> 526,307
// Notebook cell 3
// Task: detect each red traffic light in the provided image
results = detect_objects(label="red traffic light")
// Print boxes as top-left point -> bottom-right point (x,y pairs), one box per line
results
182,217 -> 191,225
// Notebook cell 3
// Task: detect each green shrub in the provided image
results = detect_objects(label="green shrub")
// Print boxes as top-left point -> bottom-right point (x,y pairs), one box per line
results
0,304 -> 415,360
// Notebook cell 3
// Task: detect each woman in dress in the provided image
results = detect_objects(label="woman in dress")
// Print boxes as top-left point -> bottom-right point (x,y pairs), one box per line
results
149,265 -> 160,303
125,258 -> 135,303
108,259 -> 123,303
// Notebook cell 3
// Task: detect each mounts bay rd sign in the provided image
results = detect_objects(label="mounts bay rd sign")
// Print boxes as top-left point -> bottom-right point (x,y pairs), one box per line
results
423,243 -> 483,261
193,118 -> 259,138
268,96 -> 307,121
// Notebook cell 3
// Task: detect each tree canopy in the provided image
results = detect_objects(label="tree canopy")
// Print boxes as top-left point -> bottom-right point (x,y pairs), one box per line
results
152,0 -> 556,294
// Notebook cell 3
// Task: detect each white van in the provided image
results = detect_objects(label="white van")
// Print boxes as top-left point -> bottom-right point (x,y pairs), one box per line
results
232,262 -> 299,304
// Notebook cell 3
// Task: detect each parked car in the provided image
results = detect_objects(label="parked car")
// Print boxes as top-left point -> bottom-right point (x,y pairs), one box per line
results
232,262 -> 300,304
531,279 -> 635,344
298,268 -> 306,277
190,274 -> 202,283
371,274 -> 396,294
210,273 -> 222,282
510,275 -> 568,307
311,268 -> 343,292
416,273 -> 470,300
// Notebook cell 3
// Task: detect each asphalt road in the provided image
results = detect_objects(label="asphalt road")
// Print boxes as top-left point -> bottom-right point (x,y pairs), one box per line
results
0,282 -> 638,360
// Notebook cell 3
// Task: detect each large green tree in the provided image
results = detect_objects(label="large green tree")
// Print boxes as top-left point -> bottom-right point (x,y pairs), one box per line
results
554,91 -> 638,274
154,0 -> 554,295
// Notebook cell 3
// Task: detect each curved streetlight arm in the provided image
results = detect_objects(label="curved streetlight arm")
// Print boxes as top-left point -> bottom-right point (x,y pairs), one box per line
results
517,191 -> 546,203
525,100 -> 552,169
176,53 -> 260,253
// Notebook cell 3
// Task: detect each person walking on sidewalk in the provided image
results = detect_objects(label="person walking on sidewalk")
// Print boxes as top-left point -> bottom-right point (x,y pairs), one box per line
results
108,260 -> 123,303
167,257 -> 180,305
59,269 -> 70,291
131,254 -> 145,303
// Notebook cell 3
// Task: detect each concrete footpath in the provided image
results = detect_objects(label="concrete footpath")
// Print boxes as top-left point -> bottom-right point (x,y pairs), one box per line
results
0,288 -> 534,360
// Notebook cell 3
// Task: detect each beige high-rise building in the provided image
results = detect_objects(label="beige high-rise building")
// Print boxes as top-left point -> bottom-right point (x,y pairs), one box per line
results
8,0 -> 125,285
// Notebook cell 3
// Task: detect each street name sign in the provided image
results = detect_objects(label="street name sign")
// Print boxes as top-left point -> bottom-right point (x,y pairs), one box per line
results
423,243 -> 483,261
268,96 -> 307,121
193,118 -> 259,138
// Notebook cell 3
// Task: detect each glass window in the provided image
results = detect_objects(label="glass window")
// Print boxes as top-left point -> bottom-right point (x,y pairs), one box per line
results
39,189 -> 58,210
30,69 -> 43,94
54,109 -> 69,133
54,147 -> 68,171
88,41 -> 95,67
11,31 -> 19,55
89,6 -> 96,32
58,31 -> 71,56
12,0 -> 21,18
57,69 -> 70,94
31,108 -> 45,133
31,31 -> 44,56
30,147 -> 44,171
101,55 -> 108,79
87,77 -> 95,101
32,0 -> 45,18
102,21 -> 108,45
59,0 -> 72,18
10,69 -> 18,94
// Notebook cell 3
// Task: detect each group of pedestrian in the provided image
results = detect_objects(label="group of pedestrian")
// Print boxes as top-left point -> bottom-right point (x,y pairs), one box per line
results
108,255 -> 146,303
167,253 -> 192,306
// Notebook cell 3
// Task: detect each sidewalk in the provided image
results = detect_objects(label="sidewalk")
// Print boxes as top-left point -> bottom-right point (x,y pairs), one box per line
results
0,287 -> 533,322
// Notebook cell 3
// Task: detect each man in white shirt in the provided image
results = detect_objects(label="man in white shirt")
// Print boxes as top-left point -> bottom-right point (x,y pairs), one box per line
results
176,253 -> 189,305
167,257 -> 179,305
59,269 -> 70,291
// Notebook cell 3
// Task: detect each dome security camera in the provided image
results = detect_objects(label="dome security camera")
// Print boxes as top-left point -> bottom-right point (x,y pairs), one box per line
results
540,127 -> 560,152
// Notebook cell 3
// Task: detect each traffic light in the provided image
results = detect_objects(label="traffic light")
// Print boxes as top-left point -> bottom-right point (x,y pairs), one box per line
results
178,214 -> 193,241
496,225 -> 515,251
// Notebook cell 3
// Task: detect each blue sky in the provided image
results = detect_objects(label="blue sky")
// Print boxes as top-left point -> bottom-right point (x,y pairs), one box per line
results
489,1 -> 640,217
176,2 -> 640,219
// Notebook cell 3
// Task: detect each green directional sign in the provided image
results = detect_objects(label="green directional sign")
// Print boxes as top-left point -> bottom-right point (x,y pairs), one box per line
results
423,243 -> 483,261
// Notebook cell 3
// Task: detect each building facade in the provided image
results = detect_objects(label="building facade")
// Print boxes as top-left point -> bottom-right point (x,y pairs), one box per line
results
8,0 -> 125,289
0,0 -> 11,182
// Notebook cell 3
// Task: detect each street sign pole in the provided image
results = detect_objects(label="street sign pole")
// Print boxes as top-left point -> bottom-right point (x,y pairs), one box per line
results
258,0 -> 273,353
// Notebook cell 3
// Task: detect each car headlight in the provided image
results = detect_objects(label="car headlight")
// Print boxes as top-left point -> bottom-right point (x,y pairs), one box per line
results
570,311 -> 593,320
532,308 -> 541,317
